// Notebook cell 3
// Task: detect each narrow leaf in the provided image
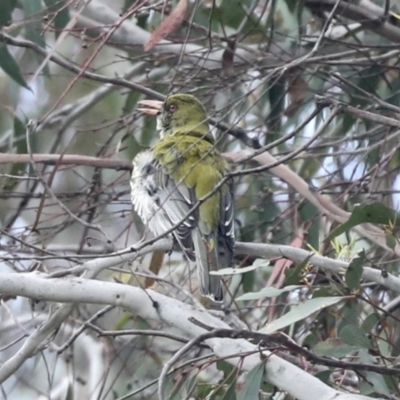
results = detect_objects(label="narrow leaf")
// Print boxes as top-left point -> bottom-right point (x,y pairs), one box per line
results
363,371 -> 390,396
144,0 -> 187,51
326,202 -> 400,241
0,0 -> 15,28
385,233 -> 396,250
221,380 -> 237,400
10,116 -> 28,176
315,370 -> 332,384
22,0 -> 46,49
263,297 -> 343,333
345,250 -> 365,290
0,44 -> 30,89
284,254 -> 313,285
339,325 -> 371,349
361,313 -> 379,333
314,338 -> 361,358
236,362 -> 265,400
216,360 -> 235,377
236,285 -> 303,301
43,0 -> 70,35
210,261 -> 269,276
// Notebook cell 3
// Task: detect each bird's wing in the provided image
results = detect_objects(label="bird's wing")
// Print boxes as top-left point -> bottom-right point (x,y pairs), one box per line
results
217,177 -> 235,268
151,159 -> 197,254
192,177 -> 234,302
220,178 -> 235,246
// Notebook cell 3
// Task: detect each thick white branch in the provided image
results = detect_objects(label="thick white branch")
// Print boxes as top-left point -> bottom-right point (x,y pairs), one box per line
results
235,242 -> 400,293
0,273 -> 375,400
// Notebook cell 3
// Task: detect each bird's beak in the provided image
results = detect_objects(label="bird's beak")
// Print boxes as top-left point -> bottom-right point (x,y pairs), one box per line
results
137,99 -> 164,115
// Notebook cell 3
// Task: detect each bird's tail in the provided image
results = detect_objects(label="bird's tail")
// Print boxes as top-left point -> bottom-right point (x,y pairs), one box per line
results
192,230 -> 232,302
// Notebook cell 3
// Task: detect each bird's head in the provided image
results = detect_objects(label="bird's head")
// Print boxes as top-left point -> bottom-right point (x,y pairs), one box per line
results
138,94 -> 212,140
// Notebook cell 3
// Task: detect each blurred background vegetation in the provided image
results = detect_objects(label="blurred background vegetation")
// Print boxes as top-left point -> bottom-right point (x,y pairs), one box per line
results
1,0 -> 400,398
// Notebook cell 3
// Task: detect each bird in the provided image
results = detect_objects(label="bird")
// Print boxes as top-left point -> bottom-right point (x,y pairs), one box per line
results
130,93 -> 235,301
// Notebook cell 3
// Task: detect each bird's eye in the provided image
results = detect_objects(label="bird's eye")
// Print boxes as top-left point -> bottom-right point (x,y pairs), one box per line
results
169,103 -> 178,112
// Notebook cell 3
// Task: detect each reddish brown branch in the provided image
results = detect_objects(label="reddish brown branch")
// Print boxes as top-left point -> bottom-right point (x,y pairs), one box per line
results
0,153 -> 132,171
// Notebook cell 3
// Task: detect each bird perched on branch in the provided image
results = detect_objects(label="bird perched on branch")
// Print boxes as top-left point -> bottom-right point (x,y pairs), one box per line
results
130,94 -> 235,301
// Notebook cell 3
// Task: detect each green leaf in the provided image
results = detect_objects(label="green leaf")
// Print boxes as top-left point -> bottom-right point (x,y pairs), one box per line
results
6,116 -> 29,190
43,0 -> 70,36
236,362 -> 265,400
217,360 -> 238,399
217,360 -> 235,380
314,370 -> 332,384
264,297 -> 343,333
267,75 -> 286,142
299,202 -> 320,250
236,285 -> 303,301
211,260 -> 269,276
358,348 -> 377,363
303,333 -> 319,348
339,325 -> 371,349
221,380 -> 237,400
326,202 -> 400,241
251,258 -> 270,268
313,338 -> 361,358
345,250 -> 365,290
362,371 -> 390,396
0,0 -> 15,27
242,268 -> 256,293
361,313 -> 379,333
178,371 -> 198,399
336,299 -> 359,333
284,0 -> 297,13
377,335 -> 391,358
218,0 -> 246,29
22,0 -> 46,48
284,254 -> 313,285
385,233 -> 396,250
195,384 -> 223,399
0,44 -> 30,89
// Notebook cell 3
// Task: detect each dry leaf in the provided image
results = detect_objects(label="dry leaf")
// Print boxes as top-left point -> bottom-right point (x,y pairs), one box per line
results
284,69 -> 308,117
145,250 -> 165,288
222,39 -> 236,77
144,0 -> 187,51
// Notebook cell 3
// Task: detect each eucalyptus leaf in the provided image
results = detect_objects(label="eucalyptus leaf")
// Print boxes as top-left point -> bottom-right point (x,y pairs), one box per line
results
284,254 -> 313,285
0,44 -> 30,90
22,0 -> 46,48
313,338 -> 361,358
236,361 -> 265,400
263,297 -> 343,333
236,285 -> 303,301
210,261 -> 269,276
345,250 -> 365,290
363,371 -> 390,396
6,116 -> 29,190
385,233 -> 396,250
361,313 -> 379,333
43,0 -> 70,36
339,325 -> 371,349
0,0 -> 15,27
315,370 -> 332,384
221,380 -> 237,400
326,202 -> 400,241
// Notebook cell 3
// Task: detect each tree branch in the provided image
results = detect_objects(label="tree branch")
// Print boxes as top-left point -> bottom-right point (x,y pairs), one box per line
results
0,272 -> 374,400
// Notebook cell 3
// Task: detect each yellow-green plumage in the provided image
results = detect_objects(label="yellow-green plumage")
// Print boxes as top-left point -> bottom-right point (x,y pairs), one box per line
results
132,94 -> 234,301
153,135 -> 227,230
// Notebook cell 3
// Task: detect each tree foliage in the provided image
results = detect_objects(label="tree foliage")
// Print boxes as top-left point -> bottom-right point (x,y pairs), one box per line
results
0,0 -> 400,399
